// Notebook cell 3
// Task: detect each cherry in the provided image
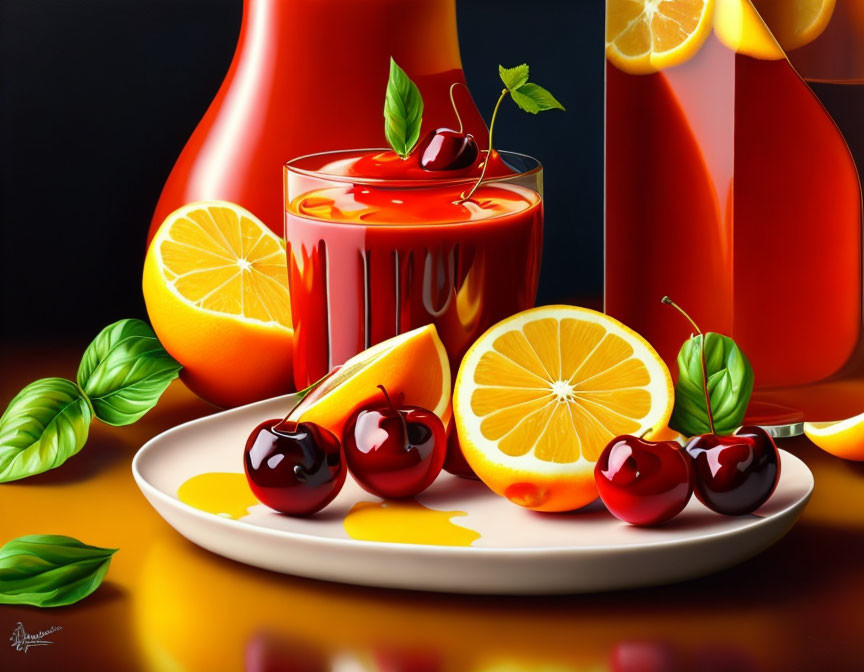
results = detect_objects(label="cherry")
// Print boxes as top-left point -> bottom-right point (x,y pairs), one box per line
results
244,419 -> 345,516
685,426 -> 780,515
662,297 -> 781,516
595,434 -> 693,526
417,127 -> 479,171
343,385 -> 446,498
443,427 -> 479,479
244,632 -> 329,672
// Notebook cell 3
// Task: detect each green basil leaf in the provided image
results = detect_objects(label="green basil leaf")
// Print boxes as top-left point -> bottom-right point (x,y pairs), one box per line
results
0,378 -> 91,483
499,63 -> 529,91
77,319 -> 181,426
670,332 -> 755,436
510,83 -> 566,115
384,57 -> 424,157
0,535 -> 116,607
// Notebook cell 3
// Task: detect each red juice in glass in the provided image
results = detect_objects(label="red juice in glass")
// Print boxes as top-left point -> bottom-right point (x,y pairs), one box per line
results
283,149 -> 543,389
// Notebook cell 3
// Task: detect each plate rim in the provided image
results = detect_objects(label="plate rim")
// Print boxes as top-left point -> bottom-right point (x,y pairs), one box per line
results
132,394 -> 814,557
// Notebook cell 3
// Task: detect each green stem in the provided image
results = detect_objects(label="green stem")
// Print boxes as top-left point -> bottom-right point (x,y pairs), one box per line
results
661,296 -> 716,435
449,82 -> 465,134
459,88 -> 509,203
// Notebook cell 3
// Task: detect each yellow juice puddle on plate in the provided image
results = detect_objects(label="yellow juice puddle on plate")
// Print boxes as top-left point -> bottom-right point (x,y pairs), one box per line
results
343,500 -> 481,546
177,472 -> 258,520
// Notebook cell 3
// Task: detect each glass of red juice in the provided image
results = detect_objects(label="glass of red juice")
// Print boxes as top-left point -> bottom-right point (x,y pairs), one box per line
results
283,149 -> 543,390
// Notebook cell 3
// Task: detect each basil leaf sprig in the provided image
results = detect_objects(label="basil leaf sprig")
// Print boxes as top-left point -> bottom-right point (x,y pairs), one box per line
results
662,297 -> 755,436
78,319 -> 181,426
0,319 -> 180,483
384,57 -> 424,158
0,379 -> 93,483
460,63 -> 564,202
0,535 -> 116,607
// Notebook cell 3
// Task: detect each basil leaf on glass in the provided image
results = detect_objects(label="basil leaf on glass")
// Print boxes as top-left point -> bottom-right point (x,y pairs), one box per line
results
0,378 -> 91,483
0,535 -> 117,607
77,319 -> 181,426
384,57 -> 424,158
670,332 -> 755,436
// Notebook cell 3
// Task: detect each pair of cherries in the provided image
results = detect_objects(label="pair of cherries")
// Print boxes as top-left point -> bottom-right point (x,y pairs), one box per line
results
596,296 -> 781,526
594,426 -> 781,526
244,386 -> 446,516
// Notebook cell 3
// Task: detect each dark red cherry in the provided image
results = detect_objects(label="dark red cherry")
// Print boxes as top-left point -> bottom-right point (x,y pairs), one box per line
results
685,425 -> 780,515
244,419 -> 345,516
343,386 -> 446,498
442,427 -> 479,480
417,127 -> 479,171
244,632 -> 329,672
595,434 -> 693,526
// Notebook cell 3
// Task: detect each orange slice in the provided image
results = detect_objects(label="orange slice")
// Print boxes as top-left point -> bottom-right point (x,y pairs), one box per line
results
804,412 -> 864,461
292,324 -> 451,438
606,0 -> 715,74
143,201 -> 293,408
714,0 -> 786,59
453,306 -> 674,512
750,0 -> 836,51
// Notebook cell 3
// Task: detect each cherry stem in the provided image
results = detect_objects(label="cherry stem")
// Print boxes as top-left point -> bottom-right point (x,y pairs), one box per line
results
662,296 -> 716,436
274,369 -> 339,433
458,88 -> 509,203
639,427 -> 653,440
378,384 -> 410,449
448,82 -> 465,134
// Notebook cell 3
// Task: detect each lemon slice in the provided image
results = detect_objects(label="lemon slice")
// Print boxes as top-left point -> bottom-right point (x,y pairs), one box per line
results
804,412 -> 864,461
715,0 -> 786,59
606,0 -> 716,74
453,306 -> 674,512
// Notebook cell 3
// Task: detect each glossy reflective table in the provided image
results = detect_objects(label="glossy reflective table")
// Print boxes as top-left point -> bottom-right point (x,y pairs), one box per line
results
2,345 -> 863,671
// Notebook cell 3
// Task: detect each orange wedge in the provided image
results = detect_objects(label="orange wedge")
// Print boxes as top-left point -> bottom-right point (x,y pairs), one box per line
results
804,412 -> 864,461
453,306 -> 674,512
143,201 -> 294,408
292,324 -> 451,438
750,0 -> 836,51
606,0 -> 715,74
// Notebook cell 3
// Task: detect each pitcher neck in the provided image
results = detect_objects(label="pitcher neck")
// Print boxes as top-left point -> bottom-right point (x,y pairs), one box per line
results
236,0 -> 463,74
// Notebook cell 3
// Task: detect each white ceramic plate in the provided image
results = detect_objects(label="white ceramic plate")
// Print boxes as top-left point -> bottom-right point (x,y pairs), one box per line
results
132,394 -> 813,595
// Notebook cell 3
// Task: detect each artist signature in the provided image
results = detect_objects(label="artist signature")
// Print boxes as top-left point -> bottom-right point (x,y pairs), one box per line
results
9,622 -> 62,653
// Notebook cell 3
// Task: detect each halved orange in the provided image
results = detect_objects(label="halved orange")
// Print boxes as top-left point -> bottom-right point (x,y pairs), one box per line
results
750,0 -> 836,51
453,306 -> 674,512
606,0 -> 715,74
143,201 -> 293,408
291,324 -> 451,438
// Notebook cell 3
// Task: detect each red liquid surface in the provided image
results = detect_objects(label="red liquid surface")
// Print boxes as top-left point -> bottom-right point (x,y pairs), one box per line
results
148,0 -> 487,242
285,152 -> 542,388
605,33 -> 862,417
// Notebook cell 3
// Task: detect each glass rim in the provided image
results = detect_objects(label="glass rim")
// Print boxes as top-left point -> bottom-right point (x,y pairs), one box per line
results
284,148 -> 542,188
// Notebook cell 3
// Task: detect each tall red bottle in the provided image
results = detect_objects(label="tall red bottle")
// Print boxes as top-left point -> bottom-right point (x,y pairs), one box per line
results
148,0 -> 487,241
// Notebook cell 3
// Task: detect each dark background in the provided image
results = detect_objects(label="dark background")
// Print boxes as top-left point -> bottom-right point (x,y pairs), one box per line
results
0,0 -> 603,344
